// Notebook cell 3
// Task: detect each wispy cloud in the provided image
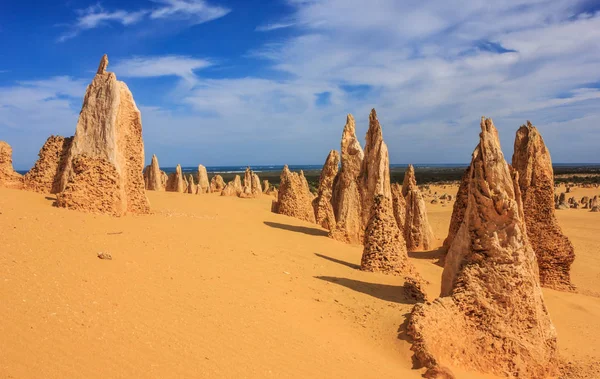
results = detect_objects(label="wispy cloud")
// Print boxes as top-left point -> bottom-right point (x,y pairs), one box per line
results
171,0 -> 600,163
0,77 -> 87,168
255,22 -> 296,32
149,0 -> 230,23
58,0 -> 230,42
5,1 -> 600,167
111,55 -> 212,83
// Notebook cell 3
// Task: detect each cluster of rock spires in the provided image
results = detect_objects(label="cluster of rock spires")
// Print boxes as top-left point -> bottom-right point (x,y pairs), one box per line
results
409,118 -> 559,378
2,55 -> 273,215
142,156 -> 269,199
270,114 -> 571,377
0,56 -> 587,377
0,55 -> 151,216
444,120 -> 576,291
273,109 -> 434,261
554,192 -> 599,211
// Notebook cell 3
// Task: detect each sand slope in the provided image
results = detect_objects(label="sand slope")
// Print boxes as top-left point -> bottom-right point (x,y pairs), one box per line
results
1,185 -> 599,378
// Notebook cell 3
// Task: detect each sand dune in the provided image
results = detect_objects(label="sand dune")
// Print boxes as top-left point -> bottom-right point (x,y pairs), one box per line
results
1,185 -> 599,378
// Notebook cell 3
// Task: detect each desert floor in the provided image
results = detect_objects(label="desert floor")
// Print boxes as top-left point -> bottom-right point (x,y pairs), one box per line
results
1,185 -> 599,378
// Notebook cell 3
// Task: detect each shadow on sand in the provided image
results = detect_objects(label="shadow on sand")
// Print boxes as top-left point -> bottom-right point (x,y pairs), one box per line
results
408,247 -> 445,267
263,221 -> 328,237
315,276 -> 420,305
314,253 -> 360,270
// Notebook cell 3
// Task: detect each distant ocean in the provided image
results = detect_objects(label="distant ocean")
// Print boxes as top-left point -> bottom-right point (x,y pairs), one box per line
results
164,164 -> 472,174
16,163 -> 600,176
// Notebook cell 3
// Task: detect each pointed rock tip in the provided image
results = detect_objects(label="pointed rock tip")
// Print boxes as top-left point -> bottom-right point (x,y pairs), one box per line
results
97,54 -> 109,74
480,116 -> 495,132
369,108 -> 377,119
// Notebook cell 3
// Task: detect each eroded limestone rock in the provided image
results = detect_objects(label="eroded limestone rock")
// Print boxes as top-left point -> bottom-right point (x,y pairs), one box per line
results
56,55 -> 150,215
166,164 -> 185,193
272,166 -> 316,223
402,165 -> 434,251
221,175 -> 242,197
361,195 -> 417,278
197,165 -> 210,194
143,154 -> 165,191
313,150 -> 340,230
512,121 -> 575,291
187,174 -> 196,194
442,167 -> 470,251
23,136 -> 73,193
408,117 -> 558,378
391,183 -> 407,232
358,109 -> 392,228
210,175 -> 225,192
330,115 -> 364,243
55,154 -> 123,216
0,141 -> 23,189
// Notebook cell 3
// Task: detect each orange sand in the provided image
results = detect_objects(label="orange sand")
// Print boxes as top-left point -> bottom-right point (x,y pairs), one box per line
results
1,184 -> 598,378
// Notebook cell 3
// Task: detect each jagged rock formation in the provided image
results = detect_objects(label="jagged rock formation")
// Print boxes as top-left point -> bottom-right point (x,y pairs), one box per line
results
330,115 -> 364,244
358,109 -> 392,228
408,117 -> 558,378
166,164 -> 186,193
0,141 -> 23,189
402,165 -> 434,251
262,180 -> 270,193
240,167 -> 262,198
265,186 -> 278,198
252,173 -> 262,194
143,154 -> 165,191
313,150 -> 340,230
221,175 -> 242,197
361,195 -> 417,277
55,55 -> 150,215
272,166 -> 316,223
581,196 -> 589,207
391,183 -> 407,232
210,175 -> 225,192
197,165 -> 210,194
23,136 -> 73,193
513,121 -> 575,291
242,167 -> 253,196
55,154 -> 123,216
591,196 -> 598,210
186,174 -> 196,194
442,167 -> 470,250
555,192 -> 569,209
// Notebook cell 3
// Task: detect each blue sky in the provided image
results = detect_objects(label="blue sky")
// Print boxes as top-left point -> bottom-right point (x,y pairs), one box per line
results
1,0 -> 600,169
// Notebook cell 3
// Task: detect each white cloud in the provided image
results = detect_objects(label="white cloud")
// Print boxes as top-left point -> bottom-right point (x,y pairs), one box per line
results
0,77 -> 85,169
178,0 -> 600,164
111,56 -> 212,83
59,0 -> 229,42
149,0 -> 230,23
5,0 -> 600,167
255,22 -> 296,32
